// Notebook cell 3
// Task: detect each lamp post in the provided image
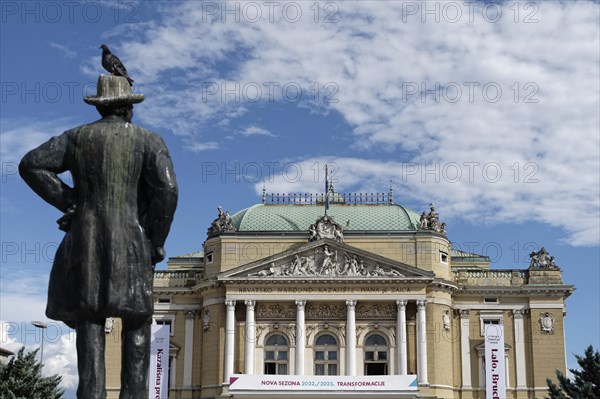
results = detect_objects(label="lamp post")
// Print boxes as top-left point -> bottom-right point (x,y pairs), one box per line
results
31,321 -> 47,367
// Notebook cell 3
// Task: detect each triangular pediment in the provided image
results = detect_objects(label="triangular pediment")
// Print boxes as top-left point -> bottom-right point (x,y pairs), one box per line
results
219,239 -> 434,280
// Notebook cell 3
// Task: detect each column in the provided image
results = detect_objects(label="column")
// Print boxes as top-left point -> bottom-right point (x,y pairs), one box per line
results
224,300 -> 236,383
460,309 -> 472,389
183,311 -> 195,388
295,300 -> 306,375
346,300 -> 357,376
513,309 -> 527,389
396,300 -> 408,375
245,300 -> 256,374
416,299 -> 428,385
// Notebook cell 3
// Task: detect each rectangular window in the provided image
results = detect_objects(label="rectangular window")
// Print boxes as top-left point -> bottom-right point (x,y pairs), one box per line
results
479,312 -> 503,336
153,317 -> 175,336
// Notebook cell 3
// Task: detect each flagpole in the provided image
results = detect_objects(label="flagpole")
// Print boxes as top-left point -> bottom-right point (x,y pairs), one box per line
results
324,164 -> 329,216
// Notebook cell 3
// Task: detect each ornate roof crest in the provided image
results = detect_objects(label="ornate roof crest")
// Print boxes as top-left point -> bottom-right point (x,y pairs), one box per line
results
308,215 -> 345,243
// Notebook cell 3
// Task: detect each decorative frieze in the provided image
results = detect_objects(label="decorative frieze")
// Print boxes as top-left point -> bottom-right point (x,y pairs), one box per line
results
356,303 -> 396,319
256,304 -> 295,319
306,304 -> 346,319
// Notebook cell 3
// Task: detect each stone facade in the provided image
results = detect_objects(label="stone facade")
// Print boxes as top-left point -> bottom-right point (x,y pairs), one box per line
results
105,202 -> 574,399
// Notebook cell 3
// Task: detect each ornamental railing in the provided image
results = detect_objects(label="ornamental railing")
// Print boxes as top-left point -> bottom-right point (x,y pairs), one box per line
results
262,192 -> 393,205
452,269 -> 527,286
154,270 -> 203,287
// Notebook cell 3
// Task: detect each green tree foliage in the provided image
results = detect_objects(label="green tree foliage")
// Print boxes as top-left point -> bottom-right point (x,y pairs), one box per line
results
547,345 -> 600,399
0,346 -> 64,399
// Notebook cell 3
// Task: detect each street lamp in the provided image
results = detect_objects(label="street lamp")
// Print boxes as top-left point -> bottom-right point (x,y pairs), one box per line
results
31,321 -> 47,367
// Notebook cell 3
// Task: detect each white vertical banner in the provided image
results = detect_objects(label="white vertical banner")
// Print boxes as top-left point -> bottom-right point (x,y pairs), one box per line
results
149,324 -> 170,399
485,324 -> 506,399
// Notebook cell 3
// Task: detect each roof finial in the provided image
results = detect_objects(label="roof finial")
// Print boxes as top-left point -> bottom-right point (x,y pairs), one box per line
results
261,181 -> 266,204
388,179 -> 394,205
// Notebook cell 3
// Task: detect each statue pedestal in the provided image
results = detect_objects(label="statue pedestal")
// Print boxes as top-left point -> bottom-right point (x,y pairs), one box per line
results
527,268 -> 563,285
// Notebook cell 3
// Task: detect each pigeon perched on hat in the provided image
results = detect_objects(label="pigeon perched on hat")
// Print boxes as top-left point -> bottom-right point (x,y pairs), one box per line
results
100,44 -> 134,86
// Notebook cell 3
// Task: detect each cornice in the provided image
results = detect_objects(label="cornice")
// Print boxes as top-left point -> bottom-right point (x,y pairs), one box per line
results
454,284 -> 575,298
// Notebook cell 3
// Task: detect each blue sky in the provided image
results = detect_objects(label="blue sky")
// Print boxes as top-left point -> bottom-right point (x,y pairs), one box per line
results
1,1 -> 599,395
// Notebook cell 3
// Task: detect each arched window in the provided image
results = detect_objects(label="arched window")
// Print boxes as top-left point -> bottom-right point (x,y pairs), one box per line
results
364,334 -> 388,375
314,334 -> 339,375
264,334 -> 289,375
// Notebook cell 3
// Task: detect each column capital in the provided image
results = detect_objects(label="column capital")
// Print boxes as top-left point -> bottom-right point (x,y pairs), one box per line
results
185,310 -> 196,319
295,300 -> 306,310
225,299 -> 237,311
346,300 -> 357,310
513,309 -> 524,319
245,299 -> 256,310
459,309 -> 470,318
416,299 -> 427,309
396,300 -> 408,309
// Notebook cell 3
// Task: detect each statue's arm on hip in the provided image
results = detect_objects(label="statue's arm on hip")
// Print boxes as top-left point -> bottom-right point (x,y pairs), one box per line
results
19,132 -> 75,213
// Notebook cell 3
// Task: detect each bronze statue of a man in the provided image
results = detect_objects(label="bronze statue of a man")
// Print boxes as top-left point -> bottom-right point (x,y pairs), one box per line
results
19,75 -> 178,399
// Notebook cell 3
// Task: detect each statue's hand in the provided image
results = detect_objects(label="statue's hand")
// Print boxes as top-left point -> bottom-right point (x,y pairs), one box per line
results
57,205 -> 77,232
151,246 -> 165,265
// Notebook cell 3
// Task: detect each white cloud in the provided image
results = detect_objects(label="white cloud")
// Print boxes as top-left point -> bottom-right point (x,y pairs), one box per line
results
256,155 -> 600,246
89,1 -> 600,246
48,42 -> 76,59
185,140 -> 220,152
0,118 -> 74,163
239,126 -> 275,137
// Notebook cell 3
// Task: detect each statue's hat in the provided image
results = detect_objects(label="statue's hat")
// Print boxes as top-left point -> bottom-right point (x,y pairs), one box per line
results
84,75 -> 144,106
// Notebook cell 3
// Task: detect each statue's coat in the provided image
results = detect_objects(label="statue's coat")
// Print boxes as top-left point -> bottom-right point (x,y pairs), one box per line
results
19,116 -> 178,327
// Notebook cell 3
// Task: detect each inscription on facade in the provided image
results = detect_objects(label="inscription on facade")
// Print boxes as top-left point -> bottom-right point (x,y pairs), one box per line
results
235,286 -> 411,294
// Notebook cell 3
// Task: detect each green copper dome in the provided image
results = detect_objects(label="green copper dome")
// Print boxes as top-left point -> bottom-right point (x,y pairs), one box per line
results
230,204 -> 421,232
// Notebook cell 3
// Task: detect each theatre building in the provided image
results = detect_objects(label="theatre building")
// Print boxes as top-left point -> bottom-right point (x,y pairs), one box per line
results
105,190 -> 574,399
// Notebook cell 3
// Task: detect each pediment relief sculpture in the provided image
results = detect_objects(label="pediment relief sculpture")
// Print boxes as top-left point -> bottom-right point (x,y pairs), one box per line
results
247,245 -> 405,278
